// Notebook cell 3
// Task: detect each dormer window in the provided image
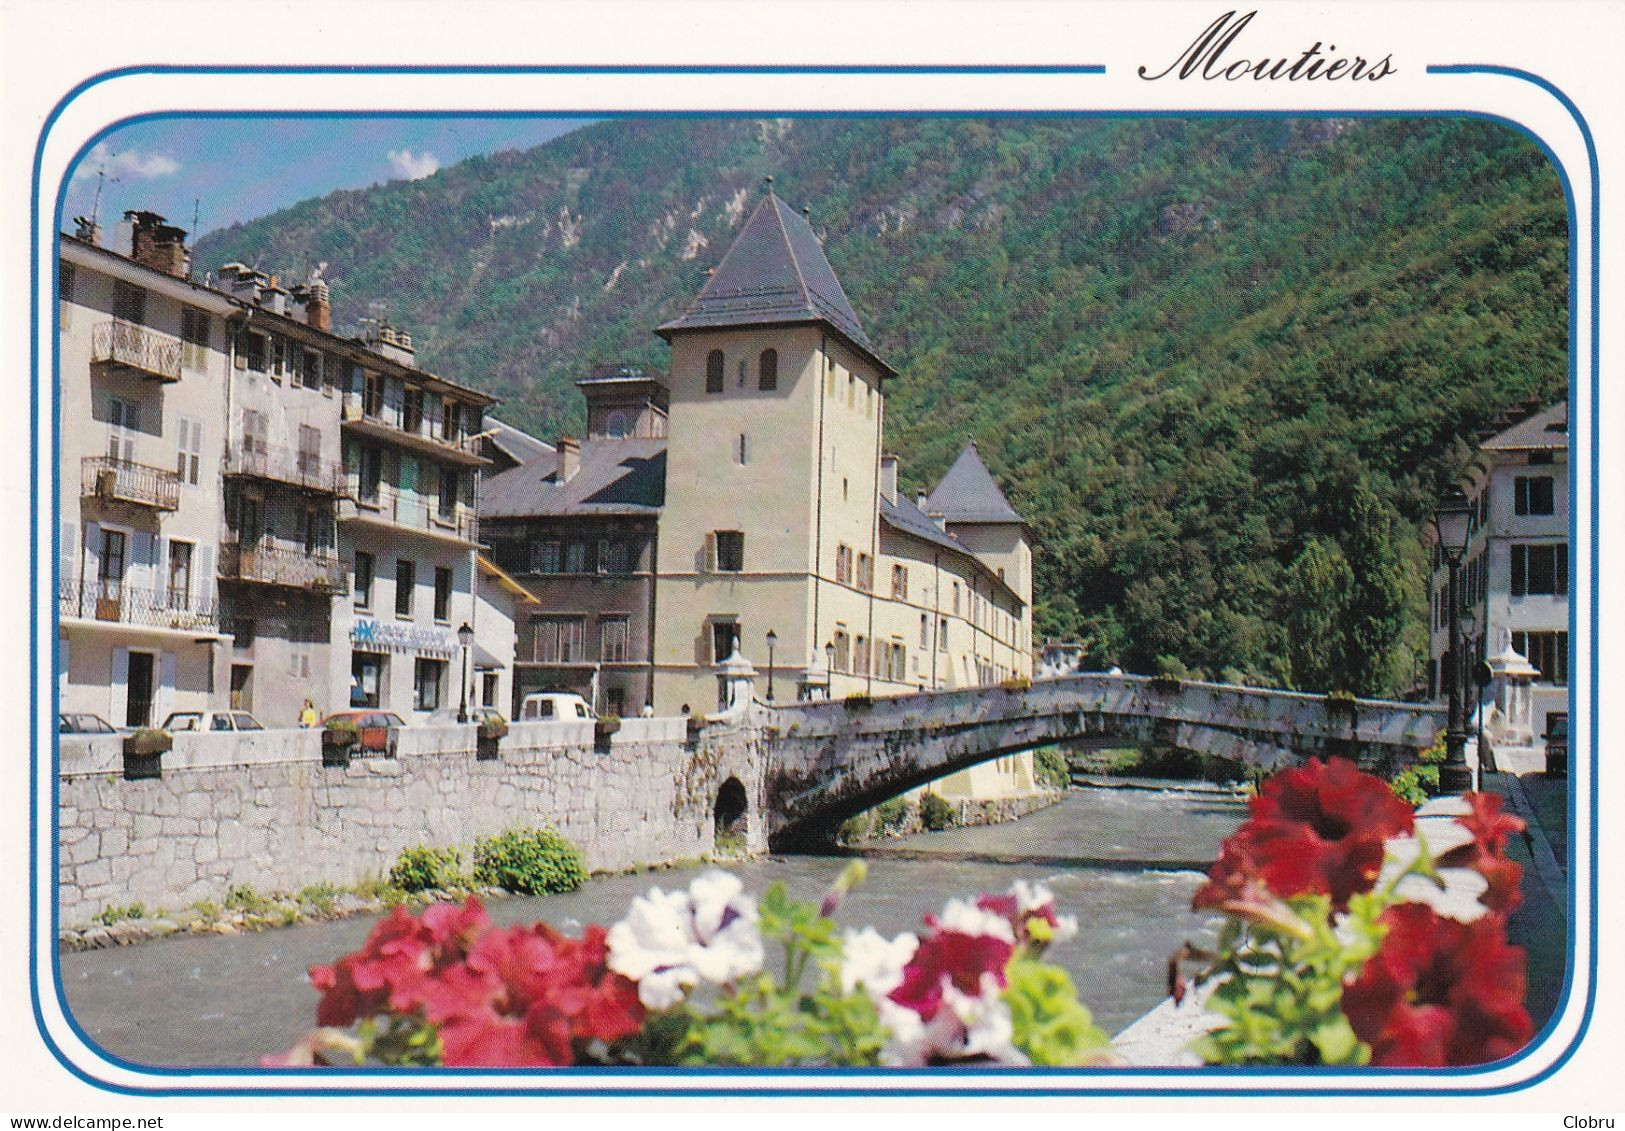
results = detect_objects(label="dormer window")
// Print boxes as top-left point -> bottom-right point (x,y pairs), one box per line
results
706,349 -> 725,394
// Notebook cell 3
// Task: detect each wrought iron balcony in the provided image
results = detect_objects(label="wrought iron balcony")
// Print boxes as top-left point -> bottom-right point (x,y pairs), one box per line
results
222,442 -> 346,495
59,577 -> 217,632
340,398 -> 491,467
81,456 -> 180,512
90,320 -> 182,383
339,484 -> 479,544
219,541 -> 348,594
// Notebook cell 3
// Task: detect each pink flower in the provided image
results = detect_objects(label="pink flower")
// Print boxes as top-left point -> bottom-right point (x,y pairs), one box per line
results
887,930 -> 1014,1023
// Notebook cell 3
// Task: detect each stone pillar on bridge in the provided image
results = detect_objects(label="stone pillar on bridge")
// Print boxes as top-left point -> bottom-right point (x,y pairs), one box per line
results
715,646 -> 757,713
1484,629 -> 1539,751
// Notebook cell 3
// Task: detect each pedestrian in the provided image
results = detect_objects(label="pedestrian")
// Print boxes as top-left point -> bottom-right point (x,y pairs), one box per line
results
299,698 -> 318,728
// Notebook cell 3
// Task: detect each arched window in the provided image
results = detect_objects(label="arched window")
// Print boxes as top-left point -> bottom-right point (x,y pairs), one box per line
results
706,349 -> 725,393
605,410 -> 629,438
758,348 -> 778,391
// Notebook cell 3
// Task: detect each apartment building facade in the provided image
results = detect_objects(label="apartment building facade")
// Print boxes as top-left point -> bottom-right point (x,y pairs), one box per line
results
58,212 -> 498,728
1428,400 -> 1570,755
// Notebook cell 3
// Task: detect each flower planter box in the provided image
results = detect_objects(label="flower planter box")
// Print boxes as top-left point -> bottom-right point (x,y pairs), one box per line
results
476,733 -> 502,762
321,727 -> 357,768
121,730 -> 169,780
594,715 -> 621,753
477,719 -> 509,742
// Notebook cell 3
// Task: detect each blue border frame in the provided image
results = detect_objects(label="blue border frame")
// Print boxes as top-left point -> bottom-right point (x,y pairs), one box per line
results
29,63 -> 1598,1098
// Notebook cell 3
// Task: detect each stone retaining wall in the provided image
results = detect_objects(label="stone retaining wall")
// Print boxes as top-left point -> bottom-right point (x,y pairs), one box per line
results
57,724 -> 764,926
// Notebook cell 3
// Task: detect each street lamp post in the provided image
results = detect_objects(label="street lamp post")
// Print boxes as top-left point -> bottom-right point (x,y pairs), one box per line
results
457,621 -> 474,724
765,629 -> 777,702
1432,488 -> 1474,793
824,642 -> 836,700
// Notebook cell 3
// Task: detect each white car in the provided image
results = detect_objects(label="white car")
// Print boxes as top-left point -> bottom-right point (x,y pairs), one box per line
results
161,710 -> 265,733
518,692 -> 597,722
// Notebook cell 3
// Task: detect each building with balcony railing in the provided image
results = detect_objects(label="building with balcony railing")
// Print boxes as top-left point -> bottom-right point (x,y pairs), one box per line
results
219,541 -> 348,594
221,441 -> 346,496
90,318 -> 182,383
80,456 -> 181,512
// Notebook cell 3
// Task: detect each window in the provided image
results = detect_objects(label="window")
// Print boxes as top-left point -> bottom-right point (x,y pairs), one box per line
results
1515,475 -> 1555,516
175,417 -> 202,485
536,616 -> 587,663
939,617 -> 949,652
953,582 -> 962,616
358,445 -> 382,502
737,433 -> 750,465
835,544 -> 852,585
167,541 -> 192,609
441,398 -> 462,442
98,528 -> 125,596
113,280 -> 145,325
298,425 -> 321,480
714,530 -> 744,572
857,553 -> 873,591
395,559 -> 415,617
759,348 -> 778,391
892,564 -> 909,600
832,629 -> 850,673
706,349 -> 725,394
354,551 -> 374,608
1511,543 -> 1568,596
438,465 -> 458,519
296,503 -> 324,555
240,331 -> 267,373
854,635 -> 868,676
403,387 -> 424,433
600,540 -> 632,574
530,540 -> 562,574
601,616 -> 630,663
605,410 -> 629,439
363,371 -> 385,418
1512,631 -> 1568,686
413,658 -> 444,711
240,408 -> 267,456
299,348 -> 322,390
711,620 -> 741,663
434,567 -> 453,622
181,308 -> 209,370
107,397 -> 138,462
565,541 -> 588,573
920,613 -> 929,648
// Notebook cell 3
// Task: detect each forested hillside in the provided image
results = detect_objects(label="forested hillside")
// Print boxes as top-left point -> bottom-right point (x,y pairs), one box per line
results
195,117 -> 1569,694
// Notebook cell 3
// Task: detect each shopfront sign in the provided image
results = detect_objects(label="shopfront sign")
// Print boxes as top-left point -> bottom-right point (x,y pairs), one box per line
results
351,618 -> 455,657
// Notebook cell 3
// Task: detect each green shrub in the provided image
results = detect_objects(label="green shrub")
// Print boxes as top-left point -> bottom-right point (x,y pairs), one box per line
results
472,827 -> 587,895
390,844 -> 464,893
1034,747 -> 1072,789
875,796 -> 911,833
1389,738 -> 1447,805
298,883 -> 343,914
225,884 -> 272,913
919,791 -> 956,831
93,902 -> 146,926
837,813 -> 875,844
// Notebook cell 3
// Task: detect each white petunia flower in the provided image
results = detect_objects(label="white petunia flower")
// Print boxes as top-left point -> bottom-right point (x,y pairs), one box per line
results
606,869 -> 764,1009
932,897 -> 1017,943
839,927 -> 918,997
1008,879 -> 1079,943
1381,824 -> 1490,923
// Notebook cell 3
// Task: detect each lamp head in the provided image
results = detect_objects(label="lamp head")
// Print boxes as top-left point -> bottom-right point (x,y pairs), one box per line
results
1432,486 -> 1473,564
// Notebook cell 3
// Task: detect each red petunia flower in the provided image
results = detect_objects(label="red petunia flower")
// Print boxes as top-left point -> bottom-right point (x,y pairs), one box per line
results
420,922 -> 644,1067
1342,902 -> 1533,1066
1436,792 -> 1526,916
888,931 -> 1013,1022
1195,757 -> 1414,911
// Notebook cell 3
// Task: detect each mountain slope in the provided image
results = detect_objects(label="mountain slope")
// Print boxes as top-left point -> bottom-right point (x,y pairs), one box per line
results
195,116 -> 1569,692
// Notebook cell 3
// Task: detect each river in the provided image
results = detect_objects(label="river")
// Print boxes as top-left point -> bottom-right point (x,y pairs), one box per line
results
57,782 -> 1245,1067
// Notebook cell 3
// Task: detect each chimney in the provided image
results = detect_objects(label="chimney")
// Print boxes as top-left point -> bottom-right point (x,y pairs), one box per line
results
880,453 -> 899,505
126,210 -> 189,278
218,263 -> 264,303
556,436 -> 580,483
304,279 -> 331,332
72,215 -> 101,247
915,488 -> 929,511
929,510 -> 947,532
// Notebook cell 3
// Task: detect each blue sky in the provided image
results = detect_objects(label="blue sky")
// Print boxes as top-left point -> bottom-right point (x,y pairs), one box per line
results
61,117 -> 591,239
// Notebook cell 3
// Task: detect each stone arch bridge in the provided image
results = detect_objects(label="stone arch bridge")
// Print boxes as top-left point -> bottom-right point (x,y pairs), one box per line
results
699,672 -> 1445,850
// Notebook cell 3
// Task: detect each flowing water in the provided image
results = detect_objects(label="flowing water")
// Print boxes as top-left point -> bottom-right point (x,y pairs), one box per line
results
57,783 -> 1245,1067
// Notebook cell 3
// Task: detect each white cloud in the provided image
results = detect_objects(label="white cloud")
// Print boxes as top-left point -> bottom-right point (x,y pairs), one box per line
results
387,148 -> 440,181
71,142 -> 181,183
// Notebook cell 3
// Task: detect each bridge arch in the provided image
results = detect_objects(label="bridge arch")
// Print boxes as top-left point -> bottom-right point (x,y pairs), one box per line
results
713,775 -> 749,844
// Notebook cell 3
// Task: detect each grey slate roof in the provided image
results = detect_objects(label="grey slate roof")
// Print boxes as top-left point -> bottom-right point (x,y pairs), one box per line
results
879,494 -> 1026,607
657,190 -> 891,376
478,438 -> 666,518
486,418 -> 555,466
1482,401 -> 1567,452
925,440 -> 1025,524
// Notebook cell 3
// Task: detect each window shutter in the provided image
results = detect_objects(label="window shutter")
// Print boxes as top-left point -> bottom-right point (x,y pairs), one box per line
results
131,532 -> 154,593
157,651 -> 177,722
1557,543 -> 1569,596
83,521 -> 100,582
401,455 -> 418,493
1510,545 -> 1526,596
60,521 -> 76,590
196,544 -> 214,610
703,531 -> 716,573
110,647 -> 130,727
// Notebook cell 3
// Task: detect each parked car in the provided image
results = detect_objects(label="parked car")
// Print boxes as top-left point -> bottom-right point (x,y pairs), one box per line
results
320,710 -> 408,755
1544,713 -> 1569,778
161,710 -> 265,733
58,712 -> 117,734
518,692 -> 597,722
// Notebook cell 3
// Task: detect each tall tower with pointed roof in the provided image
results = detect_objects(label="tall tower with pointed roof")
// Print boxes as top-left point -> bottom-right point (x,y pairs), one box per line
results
652,184 -> 895,710
927,439 -> 1033,600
